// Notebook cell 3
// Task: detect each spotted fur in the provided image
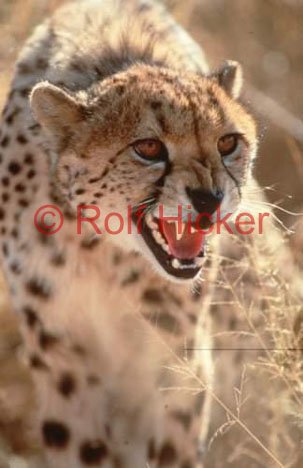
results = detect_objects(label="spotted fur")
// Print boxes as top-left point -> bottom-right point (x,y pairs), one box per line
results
0,0 -> 257,466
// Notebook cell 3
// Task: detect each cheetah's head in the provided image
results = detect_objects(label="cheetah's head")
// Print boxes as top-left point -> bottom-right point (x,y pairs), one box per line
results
30,62 -> 257,282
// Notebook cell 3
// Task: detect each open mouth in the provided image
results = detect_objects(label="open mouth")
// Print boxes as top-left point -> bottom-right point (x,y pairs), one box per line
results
132,210 -> 206,280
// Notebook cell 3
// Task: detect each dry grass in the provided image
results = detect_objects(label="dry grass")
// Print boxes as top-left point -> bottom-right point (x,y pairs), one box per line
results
0,1 -> 303,467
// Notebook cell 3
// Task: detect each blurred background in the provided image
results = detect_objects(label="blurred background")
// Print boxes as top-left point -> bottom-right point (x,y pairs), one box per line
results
0,1 -> 302,467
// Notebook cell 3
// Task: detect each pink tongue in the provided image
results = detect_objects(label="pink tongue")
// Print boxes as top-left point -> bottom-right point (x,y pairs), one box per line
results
160,220 -> 204,259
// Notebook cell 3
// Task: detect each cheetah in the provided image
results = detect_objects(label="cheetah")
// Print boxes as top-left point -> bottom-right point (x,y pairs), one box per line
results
0,0 -> 257,466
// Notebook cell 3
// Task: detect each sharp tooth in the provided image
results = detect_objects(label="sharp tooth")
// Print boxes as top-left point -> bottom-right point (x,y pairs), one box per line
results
146,214 -> 157,229
149,220 -> 157,229
152,229 -> 165,245
175,221 -> 187,241
161,244 -> 169,253
172,258 -> 180,269
157,236 -> 165,245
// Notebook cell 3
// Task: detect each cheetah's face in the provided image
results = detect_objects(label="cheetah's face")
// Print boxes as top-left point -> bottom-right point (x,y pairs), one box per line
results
31,63 -> 257,282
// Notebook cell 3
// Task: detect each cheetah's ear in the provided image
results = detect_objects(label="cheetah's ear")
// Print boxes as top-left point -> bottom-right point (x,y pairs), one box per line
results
30,82 -> 85,144
212,61 -> 243,99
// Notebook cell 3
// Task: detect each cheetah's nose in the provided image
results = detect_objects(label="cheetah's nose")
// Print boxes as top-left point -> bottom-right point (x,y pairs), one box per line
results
185,187 -> 224,216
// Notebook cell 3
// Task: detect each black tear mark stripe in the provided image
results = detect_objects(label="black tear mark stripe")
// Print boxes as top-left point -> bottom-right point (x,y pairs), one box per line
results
155,157 -> 172,189
221,159 -> 242,198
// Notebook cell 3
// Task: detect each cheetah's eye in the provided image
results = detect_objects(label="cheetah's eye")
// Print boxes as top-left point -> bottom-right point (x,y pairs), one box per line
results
217,134 -> 240,157
133,139 -> 167,162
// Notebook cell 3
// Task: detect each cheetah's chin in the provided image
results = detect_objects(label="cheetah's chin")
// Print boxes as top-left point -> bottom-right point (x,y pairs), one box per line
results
132,211 -> 206,281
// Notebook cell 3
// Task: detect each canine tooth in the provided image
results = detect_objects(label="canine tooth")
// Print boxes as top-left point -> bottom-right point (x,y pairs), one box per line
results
175,221 -> 186,241
146,214 -> 157,229
150,218 -> 158,229
175,231 -> 182,241
161,243 -> 169,253
152,229 -> 165,245
172,258 -> 180,269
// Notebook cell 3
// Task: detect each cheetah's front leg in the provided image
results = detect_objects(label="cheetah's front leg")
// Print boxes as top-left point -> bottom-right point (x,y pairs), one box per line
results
140,283 -> 213,468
